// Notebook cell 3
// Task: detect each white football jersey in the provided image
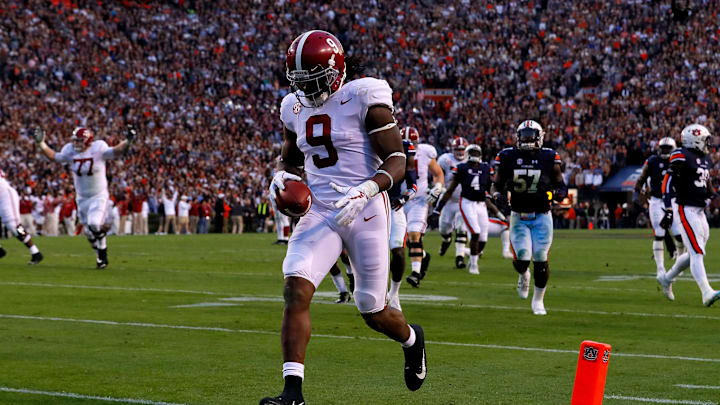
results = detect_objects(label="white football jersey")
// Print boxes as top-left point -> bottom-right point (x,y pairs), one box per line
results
280,77 -> 393,208
437,152 -> 464,201
414,143 -> 437,196
55,141 -> 114,199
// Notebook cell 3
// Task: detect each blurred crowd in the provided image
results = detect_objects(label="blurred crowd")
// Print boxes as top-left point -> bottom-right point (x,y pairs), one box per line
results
1,0 -> 719,234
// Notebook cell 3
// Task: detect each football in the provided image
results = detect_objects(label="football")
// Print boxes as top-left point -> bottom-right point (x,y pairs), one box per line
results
276,180 -> 312,217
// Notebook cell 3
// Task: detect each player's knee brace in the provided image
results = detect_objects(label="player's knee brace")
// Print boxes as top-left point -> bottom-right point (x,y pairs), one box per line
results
14,225 -> 30,244
89,225 -> 106,240
513,260 -> 530,274
455,231 -> 467,244
407,241 -> 423,257
654,236 -> 664,241
533,261 -> 550,288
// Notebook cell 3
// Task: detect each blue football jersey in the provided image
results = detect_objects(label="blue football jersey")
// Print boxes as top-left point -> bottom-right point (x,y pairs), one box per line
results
667,147 -> 712,207
494,147 -> 561,213
455,161 -> 492,201
644,155 -> 670,199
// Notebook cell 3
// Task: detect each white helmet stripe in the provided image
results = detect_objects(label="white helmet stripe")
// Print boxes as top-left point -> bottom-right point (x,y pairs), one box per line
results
295,30 -> 318,71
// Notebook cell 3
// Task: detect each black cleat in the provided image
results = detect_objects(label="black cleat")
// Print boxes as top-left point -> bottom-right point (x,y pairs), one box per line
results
403,324 -> 427,391
406,272 -> 421,288
0,247 -> 6,258
455,255 -> 466,269
419,252 -> 431,279
29,252 -> 43,265
273,240 -> 289,245
439,241 -> 451,256
259,396 -> 304,405
347,273 -> 355,294
335,291 -> 351,304
96,248 -> 108,269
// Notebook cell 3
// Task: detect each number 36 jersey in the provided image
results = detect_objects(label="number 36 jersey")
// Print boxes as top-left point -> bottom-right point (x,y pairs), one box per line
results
55,141 -> 115,199
494,147 -> 561,214
668,147 -> 712,207
280,77 -> 393,208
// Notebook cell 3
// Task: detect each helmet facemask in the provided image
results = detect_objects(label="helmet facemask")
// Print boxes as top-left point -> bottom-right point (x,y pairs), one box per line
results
516,128 -> 543,150
287,64 -> 343,108
453,146 -> 467,160
658,146 -> 674,159
72,128 -> 93,152
466,145 -> 482,163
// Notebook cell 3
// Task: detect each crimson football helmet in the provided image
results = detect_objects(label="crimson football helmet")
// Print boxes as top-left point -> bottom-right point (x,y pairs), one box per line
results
286,30 -> 346,107
401,127 -> 419,143
515,120 -> 544,150
72,127 -> 94,152
451,137 -> 469,160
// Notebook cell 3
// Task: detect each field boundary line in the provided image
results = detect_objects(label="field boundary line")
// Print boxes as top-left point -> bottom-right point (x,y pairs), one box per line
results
1,313 -> 719,363
675,384 -> 720,390
0,386 -> 191,405
605,394 -> 716,404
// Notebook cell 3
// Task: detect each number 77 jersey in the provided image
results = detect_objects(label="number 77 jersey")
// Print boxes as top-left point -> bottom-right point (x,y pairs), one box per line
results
494,147 -> 562,214
54,141 -> 115,199
280,77 -> 394,209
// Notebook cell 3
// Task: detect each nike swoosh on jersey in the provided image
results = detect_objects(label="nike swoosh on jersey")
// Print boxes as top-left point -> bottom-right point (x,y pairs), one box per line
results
341,98 -> 352,105
363,215 -> 377,222
416,350 -> 427,379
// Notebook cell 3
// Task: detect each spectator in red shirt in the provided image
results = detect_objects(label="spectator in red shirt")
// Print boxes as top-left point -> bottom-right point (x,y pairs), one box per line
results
189,198 -> 200,235
131,189 -> 146,235
19,190 -> 36,236
59,192 -> 77,236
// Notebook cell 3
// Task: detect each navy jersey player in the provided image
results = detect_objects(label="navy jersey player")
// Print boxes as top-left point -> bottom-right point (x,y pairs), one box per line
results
657,124 -> 720,306
634,137 -> 684,277
433,145 -> 491,274
493,120 -> 567,315
387,140 -> 417,310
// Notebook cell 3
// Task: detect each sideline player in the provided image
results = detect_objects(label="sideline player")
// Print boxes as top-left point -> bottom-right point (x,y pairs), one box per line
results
657,124 -> 720,306
493,120 -> 567,315
403,127 -> 444,287
387,137 -> 417,310
437,137 -> 470,268
0,170 -> 43,264
35,125 -> 135,268
261,30 -> 426,405
432,145 -> 491,274
634,137 -> 685,276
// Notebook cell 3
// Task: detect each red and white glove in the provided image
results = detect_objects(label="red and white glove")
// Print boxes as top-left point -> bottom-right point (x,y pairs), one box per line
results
269,170 -> 302,204
331,180 -> 380,226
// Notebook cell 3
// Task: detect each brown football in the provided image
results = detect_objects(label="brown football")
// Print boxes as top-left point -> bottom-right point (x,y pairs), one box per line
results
276,180 -> 312,217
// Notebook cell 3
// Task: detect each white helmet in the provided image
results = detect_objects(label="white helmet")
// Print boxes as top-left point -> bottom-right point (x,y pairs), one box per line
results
515,120 -> 544,150
681,124 -> 712,154
657,137 -> 677,159
466,144 -> 482,163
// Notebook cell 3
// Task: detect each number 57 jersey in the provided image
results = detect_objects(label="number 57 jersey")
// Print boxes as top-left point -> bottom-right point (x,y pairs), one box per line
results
55,141 -> 115,199
280,77 -> 394,209
494,147 -> 561,214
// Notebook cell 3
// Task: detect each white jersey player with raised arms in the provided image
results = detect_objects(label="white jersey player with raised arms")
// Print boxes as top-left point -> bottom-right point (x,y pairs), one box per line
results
35,125 -> 136,268
263,30 -> 426,405
437,137 -> 470,267
0,169 -> 43,264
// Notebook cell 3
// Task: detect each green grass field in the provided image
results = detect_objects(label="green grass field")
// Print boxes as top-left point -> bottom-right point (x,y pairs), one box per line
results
1,230 -> 719,405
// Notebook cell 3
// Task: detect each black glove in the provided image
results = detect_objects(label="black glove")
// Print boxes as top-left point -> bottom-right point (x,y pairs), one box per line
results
660,209 -> 673,229
126,125 -> 137,143
33,128 -> 45,144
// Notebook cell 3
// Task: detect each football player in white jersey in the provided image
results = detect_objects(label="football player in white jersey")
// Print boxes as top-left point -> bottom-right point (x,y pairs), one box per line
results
35,126 -> 136,268
437,137 -> 470,268
403,127 -> 444,288
0,170 -> 43,264
262,31 -> 426,405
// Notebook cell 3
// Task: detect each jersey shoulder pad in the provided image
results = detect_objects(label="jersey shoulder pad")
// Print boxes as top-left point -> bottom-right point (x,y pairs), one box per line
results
419,143 -> 438,159
404,141 -> 416,156
669,148 -> 686,162
346,77 -> 393,121
280,93 -> 299,132
541,147 -> 561,163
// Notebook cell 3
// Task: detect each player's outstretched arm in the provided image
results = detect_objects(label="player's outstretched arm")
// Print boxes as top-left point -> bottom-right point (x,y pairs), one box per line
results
34,128 -> 58,160
110,125 -> 138,156
367,105 -> 405,190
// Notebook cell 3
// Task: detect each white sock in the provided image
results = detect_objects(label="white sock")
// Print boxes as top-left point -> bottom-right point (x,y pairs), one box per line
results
689,254 -> 713,296
501,230 -> 510,252
652,240 -> 665,274
532,286 -> 546,304
455,242 -> 465,257
282,362 -> 305,380
667,252 -> 690,280
401,325 -> 416,348
411,261 -> 421,274
29,245 -> 39,254
470,254 -> 479,268
389,280 -> 401,297
331,273 -> 347,293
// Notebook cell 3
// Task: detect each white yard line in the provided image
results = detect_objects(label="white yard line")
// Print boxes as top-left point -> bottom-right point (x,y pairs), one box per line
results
675,384 -> 720,390
1,313 -> 719,363
605,394 -> 716,404
3,281 -> 720,321
0,387 -> 191,405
